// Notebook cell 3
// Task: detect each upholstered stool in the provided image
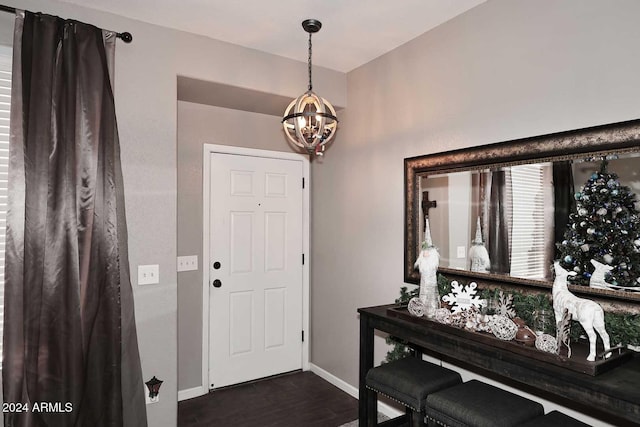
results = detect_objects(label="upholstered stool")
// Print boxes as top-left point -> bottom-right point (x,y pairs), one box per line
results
366,357 -> 462,427
425,380 -> 544,427
518,410 -> 590,427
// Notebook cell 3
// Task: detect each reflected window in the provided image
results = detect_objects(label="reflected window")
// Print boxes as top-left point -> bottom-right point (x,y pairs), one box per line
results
509,164 -> 553,279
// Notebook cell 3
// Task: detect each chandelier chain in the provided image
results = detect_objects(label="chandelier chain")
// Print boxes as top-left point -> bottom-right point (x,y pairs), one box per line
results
307,32 -> 313,91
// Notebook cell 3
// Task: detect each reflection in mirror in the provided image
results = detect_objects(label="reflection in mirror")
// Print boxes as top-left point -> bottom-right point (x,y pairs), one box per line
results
416,154 -> 640,284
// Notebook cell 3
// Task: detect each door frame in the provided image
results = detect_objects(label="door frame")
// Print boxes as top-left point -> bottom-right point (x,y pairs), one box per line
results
201,144 -> 310,393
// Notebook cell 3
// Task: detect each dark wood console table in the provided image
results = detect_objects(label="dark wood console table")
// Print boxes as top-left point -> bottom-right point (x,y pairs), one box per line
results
359,304 -> 640,427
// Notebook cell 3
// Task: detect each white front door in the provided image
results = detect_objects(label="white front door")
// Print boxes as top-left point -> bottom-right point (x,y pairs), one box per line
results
208,152 -> 304,389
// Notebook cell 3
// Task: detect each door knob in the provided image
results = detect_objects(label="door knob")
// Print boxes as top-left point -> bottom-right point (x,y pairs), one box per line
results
212,279 -> 222,288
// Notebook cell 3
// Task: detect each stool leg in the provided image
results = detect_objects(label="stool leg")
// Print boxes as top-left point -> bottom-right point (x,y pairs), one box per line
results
407,408 -> 425,427
366,389 -> 377,427
410,345 -> 423,360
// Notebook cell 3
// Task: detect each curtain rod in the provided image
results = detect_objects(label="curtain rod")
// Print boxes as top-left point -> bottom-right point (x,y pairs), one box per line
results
0,4 -> 133,43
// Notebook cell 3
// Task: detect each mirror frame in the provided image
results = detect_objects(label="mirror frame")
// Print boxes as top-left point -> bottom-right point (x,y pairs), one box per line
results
405,118 -> 640,305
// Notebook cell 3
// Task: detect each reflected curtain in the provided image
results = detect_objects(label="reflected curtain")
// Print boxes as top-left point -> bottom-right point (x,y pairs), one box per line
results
486,169 -> 512,274
553,161 -> 576,259
3,11 -> 147,427
478,172 -> 489,245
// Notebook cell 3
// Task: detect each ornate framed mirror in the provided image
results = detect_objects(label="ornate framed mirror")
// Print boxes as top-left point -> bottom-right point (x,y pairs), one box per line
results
405,119 -> 640,306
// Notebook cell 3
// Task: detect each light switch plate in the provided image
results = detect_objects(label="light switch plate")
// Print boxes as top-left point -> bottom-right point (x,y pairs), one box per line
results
177,255 -> 198,272
138,264 -> 159,285
456,246 -> 466,259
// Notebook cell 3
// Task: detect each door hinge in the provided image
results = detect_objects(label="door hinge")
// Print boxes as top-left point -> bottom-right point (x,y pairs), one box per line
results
302,330 -> 305,342
302,253 -> 305,265
302,177 -> 305,189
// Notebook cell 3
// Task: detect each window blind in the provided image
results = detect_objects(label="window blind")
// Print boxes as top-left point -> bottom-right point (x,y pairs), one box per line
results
0,45 -> 11,360
510,164 -> 547,279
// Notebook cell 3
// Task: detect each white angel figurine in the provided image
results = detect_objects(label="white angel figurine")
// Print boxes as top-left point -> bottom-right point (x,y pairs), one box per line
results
469,217 -> 490,273
408,218 -> 441,318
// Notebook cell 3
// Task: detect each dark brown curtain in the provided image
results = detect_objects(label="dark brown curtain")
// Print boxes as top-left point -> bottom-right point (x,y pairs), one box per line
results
3,11 -> 147,427
553,161 -> 576,259
487,169 -> 512,274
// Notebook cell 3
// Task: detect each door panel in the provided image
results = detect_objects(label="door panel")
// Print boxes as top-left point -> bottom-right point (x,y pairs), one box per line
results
264,287 -> 286,349
265,212 -> 286,272
230,212 -> 253,274
209,153 -> 303,389
230,291 -> 253,355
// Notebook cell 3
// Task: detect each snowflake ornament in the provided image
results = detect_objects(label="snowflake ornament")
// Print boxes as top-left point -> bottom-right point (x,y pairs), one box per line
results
442,281 -> 482,313
495,291 -> 516,318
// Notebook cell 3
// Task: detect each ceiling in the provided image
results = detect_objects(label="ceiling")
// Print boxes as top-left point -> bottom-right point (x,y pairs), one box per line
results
57,0 -> 485,73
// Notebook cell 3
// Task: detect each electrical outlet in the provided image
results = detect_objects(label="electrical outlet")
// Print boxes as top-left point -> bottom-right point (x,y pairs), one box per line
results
456,246 -> 466,259
177,255 -> 198,272
138,264 -> 159,285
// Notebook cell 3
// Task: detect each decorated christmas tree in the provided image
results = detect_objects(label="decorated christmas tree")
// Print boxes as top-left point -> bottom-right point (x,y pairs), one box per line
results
557,160 -> 640,288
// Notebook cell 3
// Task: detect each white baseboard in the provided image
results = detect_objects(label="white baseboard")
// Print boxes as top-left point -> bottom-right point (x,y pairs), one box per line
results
178,385 -> 207,402
309,363 -> 403,419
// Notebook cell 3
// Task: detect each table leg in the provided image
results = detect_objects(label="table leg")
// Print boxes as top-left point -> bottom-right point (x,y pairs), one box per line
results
359,313 -> 376,426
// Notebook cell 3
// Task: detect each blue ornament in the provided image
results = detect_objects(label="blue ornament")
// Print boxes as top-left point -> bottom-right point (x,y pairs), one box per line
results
591,173 -> 598,180
564,255 -> 573,263
574,192 -> 582,200
612,189 -> 619,196
584,272 -> 592,278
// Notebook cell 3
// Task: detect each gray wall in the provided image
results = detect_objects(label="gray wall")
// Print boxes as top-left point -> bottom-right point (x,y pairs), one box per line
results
311,1 -> 640,425
5,0 -> 640,424
176,101 -> 297,391
4,1 -> 345,425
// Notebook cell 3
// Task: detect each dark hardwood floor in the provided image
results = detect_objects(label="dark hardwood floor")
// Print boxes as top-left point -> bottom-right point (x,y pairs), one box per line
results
178,370 -> 359,427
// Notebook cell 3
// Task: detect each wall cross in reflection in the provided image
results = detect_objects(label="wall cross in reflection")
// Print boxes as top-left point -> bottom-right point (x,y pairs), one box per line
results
421,191 -> 437,228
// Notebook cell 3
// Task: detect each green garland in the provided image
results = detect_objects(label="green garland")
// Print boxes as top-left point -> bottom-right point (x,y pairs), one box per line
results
384,285 -> 418,362
385,275 -> 450,362
386,277 -> 640,362
603,312 -> 640,347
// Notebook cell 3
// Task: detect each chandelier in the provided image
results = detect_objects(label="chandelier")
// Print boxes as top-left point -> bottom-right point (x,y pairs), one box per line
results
282,19 -> 338,157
